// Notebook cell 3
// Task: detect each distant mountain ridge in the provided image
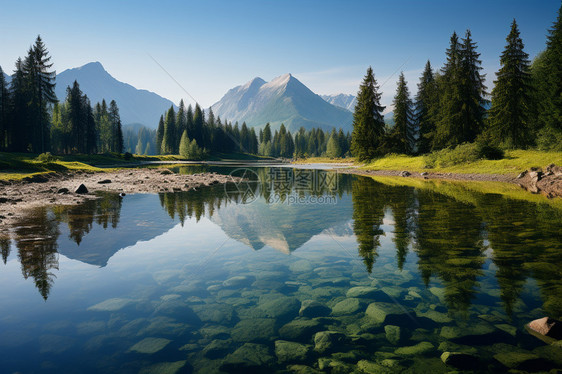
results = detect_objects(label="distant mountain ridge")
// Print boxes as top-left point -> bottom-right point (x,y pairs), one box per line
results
55,62 -> 175,128
321,93 -> 356,112
211,74 -> 353,133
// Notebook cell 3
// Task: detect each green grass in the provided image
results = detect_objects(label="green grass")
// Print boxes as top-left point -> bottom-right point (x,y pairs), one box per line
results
294,157 -> 355,164
362,150 -> 562,175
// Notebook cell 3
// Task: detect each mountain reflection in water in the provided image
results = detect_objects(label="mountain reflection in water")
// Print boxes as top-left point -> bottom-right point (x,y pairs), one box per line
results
1,168 -> 561,319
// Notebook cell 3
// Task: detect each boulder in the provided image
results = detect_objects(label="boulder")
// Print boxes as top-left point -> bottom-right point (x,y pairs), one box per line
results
313,331 -> 346,354
275,340 -> 312,363
57,187 -> 69,194
202,339 -> 234,359
128,337 -> 171,354
223,275 -> 255,288
97,179 -> 112,184
345,286 -> 379,299
258,296 -> 300,321
139,361 -> 187,374
494,351 -> 548,371
220,343 -> 275,371
279,319 -> 323,342
365,302 -> 408,324
384,325 -> 402,345
299,300 -> 331,318
440,352 -> 478,370
399,171 -> 411,177
231,318 -> 276,342
331,298 -> 363,316
75,184 -> 88,194
394,341 -> 434,356
528,317 -> 562,340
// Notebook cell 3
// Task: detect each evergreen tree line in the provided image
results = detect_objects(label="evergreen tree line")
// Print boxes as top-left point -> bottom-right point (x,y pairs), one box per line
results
154,100 -> 351,159
51,82 -> 124,154
0,35 -> 124,155
123,126 -> 157,155
352,6 -> 562,161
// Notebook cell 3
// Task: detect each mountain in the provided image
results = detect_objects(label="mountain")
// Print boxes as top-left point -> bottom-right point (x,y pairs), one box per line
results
211,74 -> 354,133
321,94 -> 356,112
55,62 -> 175,128
2,71 -> 10,85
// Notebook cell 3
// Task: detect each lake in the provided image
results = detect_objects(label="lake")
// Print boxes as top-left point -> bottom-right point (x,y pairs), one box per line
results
0,166 -> 561,373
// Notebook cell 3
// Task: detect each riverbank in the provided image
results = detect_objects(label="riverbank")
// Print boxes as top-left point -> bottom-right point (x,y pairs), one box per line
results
0,168 -> 241,233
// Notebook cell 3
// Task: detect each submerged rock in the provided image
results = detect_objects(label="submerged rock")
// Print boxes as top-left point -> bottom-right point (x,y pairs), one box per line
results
331,298 -> 363,316
258,295 -> 300,320
129,337 -> 171,354
88,298 -> 134,312
365,302 -> 408,324
384,325 -> 402,345
299,300 -> 331,318
275,340 -> 312,363
313,331 -> 346,354
493,351 -> 547,370
345,286 -> 379,299
221,342 -> 275,370
202,338 -> 234,359
231,318 -> 276,342
440,352 -> 478,370
394,341 -> 434,356
279,319 -> 323,342
223,275 -> 255,288
139,361 -> 187,374
357,359 -> 393,374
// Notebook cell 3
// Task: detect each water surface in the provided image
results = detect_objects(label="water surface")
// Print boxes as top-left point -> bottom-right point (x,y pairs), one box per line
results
0,167 -> 561,373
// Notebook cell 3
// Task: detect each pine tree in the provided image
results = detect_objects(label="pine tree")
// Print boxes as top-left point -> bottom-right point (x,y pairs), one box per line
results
109,100 -> 123,153
0,66 -> 9,151
415,61 -> 438,153
176,99 -> 186,151
179,130 -> 190,158
326,129 -> 342,158
391,72 -> 415,154
10,58 -> 30,152
193,103 -> 204,146
536,3 -> 562,133
434,32 -> 463,149
351,67 -> 386,161
459,29 -> 487,142
156,115 -> 164,155
487,20 -> 532,148
162,106 -> 176,154
25,36 -> 57,153
263,123 -> 272,144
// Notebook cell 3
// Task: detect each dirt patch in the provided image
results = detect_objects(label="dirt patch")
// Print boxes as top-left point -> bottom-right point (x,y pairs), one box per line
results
0,168 -> 241,232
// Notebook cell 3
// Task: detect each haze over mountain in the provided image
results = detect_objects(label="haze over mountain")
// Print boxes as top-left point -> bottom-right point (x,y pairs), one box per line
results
55,62 -> 175,128
321,94 -> 357,112
211,74 -> 353,133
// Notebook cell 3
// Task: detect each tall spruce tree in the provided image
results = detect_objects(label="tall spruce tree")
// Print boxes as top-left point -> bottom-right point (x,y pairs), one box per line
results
176,99 -> 187,151
25,36 -> 57,153
351,67 -> 386,161
415,61 -> 438,153
0,66 -> 9,151
434,32 -> 463,149
391,72 -> 415,154
162,106 -> 176,154
487,20 -> 532,148
109,100 -> 123,153
10,58 -> 30,152
156,115 -> 164,155
459,29 -> 487,142
536,3 -> 562,133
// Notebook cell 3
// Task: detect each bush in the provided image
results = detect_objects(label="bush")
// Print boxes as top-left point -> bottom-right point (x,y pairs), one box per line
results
536,126 -> 562,151
424,142 -> 504,168
123,152 -> 133,160
36,152 -> 58,163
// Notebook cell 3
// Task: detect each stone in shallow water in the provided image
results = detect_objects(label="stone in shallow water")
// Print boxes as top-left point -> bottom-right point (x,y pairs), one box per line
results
313,331 -> 346,354
88,298 -> 134,312
356,360 -> 394,374
289,259 -> 313,273
279,319 -> 323,342
258,296 -> 300,320
223,275 -> 255,288
384,325 -> 402,345
202,338 -> 234,359
192,303 -> 235,324
129,337 -> 171,354
275,340 -> 312,363
199,325 -> 230,340
533,345 -> 562,366
440,323 -> 497,343
493,351 -> 547,370
287,364 -> 322,373
429,287 -> 446,302
139,361 -> 187,374
220,343 -> 275,371
365,302 -> 408,324
394,341 -> 434,356
331,298 -> 363,316
495,323 -> 517,337
528,317 -> 562,340
345,286 -> 379,299
154,299 -> 201,324
299,300 -> 331,318
231,318 -> 276,342
138,317 -> 191,338
415,309 -> 452,324
437,341 -> 478,354
440,352 -> 479,370
380,286 -> 402,298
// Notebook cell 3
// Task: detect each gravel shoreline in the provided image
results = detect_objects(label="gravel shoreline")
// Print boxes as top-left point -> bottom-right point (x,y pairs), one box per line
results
0,168 -> 241,232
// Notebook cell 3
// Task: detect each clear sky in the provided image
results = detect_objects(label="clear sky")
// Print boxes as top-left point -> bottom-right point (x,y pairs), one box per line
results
1,0 -> 560,109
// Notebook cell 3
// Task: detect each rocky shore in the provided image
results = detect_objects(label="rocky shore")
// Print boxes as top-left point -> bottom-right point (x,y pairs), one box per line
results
0,168 -> 241,231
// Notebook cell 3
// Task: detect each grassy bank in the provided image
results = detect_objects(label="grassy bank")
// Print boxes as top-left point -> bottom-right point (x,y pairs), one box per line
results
295,150 -> 562,176
0,152 -> 276,180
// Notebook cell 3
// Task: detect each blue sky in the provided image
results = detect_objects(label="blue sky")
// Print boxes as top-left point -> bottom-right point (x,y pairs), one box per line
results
1,0 -> 560,110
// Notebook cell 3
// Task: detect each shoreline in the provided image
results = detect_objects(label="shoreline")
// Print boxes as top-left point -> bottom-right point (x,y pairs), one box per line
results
0,168 -> 241,233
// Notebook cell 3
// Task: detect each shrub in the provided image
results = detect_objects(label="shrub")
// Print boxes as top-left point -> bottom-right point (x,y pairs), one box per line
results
424,142 -> 504,168
36,152 -> 58,163
123,152 -> 133,160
